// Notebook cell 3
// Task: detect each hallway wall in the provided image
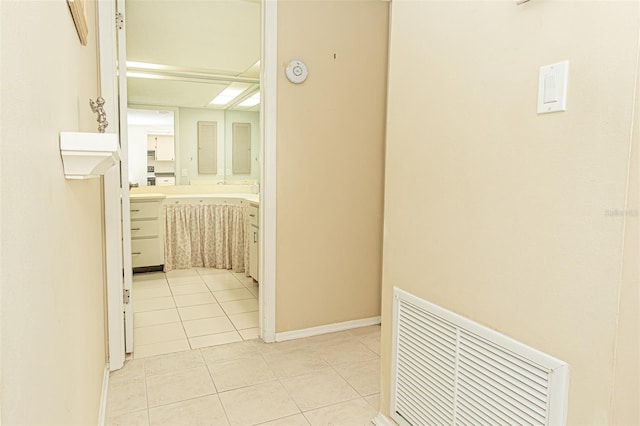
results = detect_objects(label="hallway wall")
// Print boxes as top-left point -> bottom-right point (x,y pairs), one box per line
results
381,1 -> 639,424
1,0 -> 107,423
275,0 -> 389,332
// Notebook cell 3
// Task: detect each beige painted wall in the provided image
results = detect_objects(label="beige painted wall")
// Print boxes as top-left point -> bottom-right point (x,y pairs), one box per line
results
1,0 -> 107,423
381,1 -> 639,424
610,40 -> 640,424
276,0 -> 388,332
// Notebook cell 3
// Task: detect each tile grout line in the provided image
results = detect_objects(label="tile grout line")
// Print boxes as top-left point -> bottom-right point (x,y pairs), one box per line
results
199,349 -> 234,426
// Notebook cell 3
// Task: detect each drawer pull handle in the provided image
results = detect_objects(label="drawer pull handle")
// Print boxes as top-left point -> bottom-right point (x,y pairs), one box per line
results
131,227 -> 141,231
131,209 -> 140,213
253,231 -> 257,243
132,252 -> 142,256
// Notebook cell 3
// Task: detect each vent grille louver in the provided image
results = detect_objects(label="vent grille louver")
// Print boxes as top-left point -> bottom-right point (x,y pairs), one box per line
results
391,288 -> 569,426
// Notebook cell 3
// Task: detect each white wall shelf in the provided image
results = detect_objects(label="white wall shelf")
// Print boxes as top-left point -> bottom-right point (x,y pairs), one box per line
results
60,132 -> 121,179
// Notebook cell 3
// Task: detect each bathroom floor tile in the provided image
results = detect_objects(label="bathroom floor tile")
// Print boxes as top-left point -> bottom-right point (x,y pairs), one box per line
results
219,298 -> 258,315
178,303 -> 226,321
207,355 -> 276,392
218,381 -> 300,426
105,376 -> 147,417
364,394 -> 380,411
105,409 -> 149,426
233,272 -> 256,287
166,269 -> 200,278
134,308 -> 180,328
318,339 -> 378,367
134,322 -> 186,346
197,267 -> 229,276
281,369 -> 359,411
132,285 -> 172,300
248,286 -> 259,298
244,282 -> 259,292
256,414 -> 310,426
200,340 -> 263,364
228,311 -> 259,330
132,279 -> 168,290
183,316 -> 235,338
169,282 -> 209,295
239,327 -> 260,340
108,297 -> 382,426
109,358 -> 145,380
121,269 -> 381,425
213,288 -> 254,302
146,365 -> 216,408
143,349 -> 205,376
174,292 -> 216,307
133,272 -> 166,282
359,333 -> 381,355
204,275 -> 245,291
133,296 -> 175,313
335,359 -> 380,396
189,331 -> 243,349
262,349 -> 330,378
302,398 -> 377,426
253,337 -> 311,356
134,339 -> 190,359
166,275 -> 205,286
148,394 -> 228,426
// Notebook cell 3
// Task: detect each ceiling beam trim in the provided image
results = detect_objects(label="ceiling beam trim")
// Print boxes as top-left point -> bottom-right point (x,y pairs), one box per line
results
127,62 -> 260,85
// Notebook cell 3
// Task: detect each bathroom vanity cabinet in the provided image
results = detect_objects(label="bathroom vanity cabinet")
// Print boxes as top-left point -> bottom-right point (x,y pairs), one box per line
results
130,196 -> 165,269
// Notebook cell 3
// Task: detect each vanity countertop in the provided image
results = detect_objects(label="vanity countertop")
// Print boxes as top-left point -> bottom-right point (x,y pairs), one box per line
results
129,193 -> 166,201
131,192 -> 259,205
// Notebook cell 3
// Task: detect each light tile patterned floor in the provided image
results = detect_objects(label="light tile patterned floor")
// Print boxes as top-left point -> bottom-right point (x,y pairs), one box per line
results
106,325 -> 381,425
132,268 -> 260,358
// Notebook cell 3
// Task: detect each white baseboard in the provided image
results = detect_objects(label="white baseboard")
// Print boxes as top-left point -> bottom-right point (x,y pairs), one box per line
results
275,316 -> 381,342
98,364 -> 110,426
371,412 -> 397,426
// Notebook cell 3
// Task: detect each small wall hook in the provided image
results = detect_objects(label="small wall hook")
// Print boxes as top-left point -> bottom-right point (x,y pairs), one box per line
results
89,97 -> 109,133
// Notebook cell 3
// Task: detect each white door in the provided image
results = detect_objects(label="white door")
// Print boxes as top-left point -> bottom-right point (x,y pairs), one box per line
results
116,0 -> 135,354
98,0 -> 134,370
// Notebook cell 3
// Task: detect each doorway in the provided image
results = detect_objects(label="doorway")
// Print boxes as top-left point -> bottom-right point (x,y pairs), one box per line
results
100,0 -> 277,368
121,0 -> 276,356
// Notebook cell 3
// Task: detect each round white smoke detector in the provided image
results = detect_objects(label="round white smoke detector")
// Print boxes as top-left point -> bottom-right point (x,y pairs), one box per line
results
285,60 -> 308,84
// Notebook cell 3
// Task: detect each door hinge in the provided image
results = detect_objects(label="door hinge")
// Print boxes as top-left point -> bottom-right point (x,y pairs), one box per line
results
123,288 -> 130,304
116,12 -> 124,30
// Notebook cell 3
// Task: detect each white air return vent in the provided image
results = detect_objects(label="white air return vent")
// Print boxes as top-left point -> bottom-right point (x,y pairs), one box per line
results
391,288 -> 569,426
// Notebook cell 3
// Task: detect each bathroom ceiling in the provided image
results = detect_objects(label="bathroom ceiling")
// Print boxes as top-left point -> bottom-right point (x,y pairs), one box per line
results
125,0 -> 261,111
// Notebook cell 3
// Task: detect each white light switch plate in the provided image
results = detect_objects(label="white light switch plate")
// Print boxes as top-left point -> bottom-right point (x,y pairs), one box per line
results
537,61 -> 569,114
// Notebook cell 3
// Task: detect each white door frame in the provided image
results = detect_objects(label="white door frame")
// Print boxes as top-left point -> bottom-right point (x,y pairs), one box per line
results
260,0 -> 277,343
116,0 -> 134,354
99,0 -> 278,363
97,0 -> 124,371
98,0 -> 134,370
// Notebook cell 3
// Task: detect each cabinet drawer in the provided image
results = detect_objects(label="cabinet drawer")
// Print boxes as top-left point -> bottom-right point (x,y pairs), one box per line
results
131,238 -> 163,268
247,206 -> 258,227
130,201 -> 160,220
156,177 -> 175,186
130,220 -> 160,238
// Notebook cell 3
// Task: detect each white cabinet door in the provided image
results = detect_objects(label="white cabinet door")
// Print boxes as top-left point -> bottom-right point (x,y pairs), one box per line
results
150,135 -> 174,161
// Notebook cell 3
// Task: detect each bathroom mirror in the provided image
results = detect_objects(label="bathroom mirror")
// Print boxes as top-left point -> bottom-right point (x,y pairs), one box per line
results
124,0 -> 260,187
